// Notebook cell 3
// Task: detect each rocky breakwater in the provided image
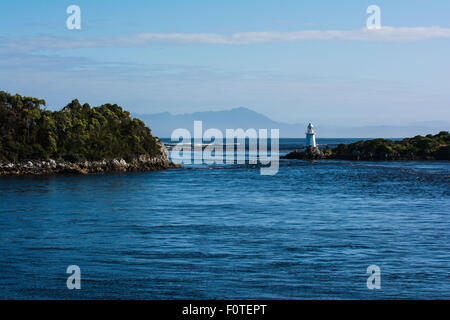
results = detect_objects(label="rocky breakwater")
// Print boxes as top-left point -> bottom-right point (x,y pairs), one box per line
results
0,142 -> 181,176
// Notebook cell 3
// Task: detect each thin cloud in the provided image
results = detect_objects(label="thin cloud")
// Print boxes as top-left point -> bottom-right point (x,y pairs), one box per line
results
2,26 -> 450,53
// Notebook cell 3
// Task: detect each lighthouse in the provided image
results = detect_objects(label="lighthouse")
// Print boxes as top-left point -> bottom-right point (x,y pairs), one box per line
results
306,123 -> 316,147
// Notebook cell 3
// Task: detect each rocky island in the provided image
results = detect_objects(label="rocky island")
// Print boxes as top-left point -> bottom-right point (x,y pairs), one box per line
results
0,91 -> 180,175
282,132 -> 450,161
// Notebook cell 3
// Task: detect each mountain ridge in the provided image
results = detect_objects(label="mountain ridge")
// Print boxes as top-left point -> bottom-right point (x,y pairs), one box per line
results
135,107 -> 449,138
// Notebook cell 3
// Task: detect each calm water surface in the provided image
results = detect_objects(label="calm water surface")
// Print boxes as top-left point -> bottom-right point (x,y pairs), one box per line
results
0,139 -> 449,299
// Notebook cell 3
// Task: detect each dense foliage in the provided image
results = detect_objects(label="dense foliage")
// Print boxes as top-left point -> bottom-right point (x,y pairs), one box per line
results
0,91 -> 161,163
333,131 -> 450,160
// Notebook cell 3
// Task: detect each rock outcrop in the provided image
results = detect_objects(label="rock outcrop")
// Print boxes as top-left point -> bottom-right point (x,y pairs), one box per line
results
0,141 -> 181,176
282,132 -> 450,161
282,147 -> 326,160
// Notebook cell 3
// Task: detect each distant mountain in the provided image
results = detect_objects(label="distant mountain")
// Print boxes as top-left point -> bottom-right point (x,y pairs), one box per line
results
136,107 -> 304,138
135,107 -> 449,138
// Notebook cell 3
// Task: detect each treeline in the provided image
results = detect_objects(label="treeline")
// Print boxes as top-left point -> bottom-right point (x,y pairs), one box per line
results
0,91 -> 161,163
333,131 -> 450,160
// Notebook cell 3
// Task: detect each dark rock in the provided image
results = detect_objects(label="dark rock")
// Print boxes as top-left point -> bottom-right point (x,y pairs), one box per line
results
0,142 -> 181,176
282,146 -> 325,160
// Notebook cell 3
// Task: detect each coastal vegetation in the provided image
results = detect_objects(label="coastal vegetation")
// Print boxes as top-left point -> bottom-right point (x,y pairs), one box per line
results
0,91 -> 179,175
283,132 -> 450,161
0,91 -> 161,163
333,132 -> 450,160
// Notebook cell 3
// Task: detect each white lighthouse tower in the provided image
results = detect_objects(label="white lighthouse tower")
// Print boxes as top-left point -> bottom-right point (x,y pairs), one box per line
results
306,123 -> 316,147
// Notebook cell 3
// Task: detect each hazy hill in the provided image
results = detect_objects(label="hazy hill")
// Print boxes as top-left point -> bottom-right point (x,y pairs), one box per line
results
136,107 -> 449,138
136,107 -> 303,138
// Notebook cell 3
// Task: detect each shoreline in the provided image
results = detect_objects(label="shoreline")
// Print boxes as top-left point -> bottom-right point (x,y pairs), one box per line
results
0,130 -> 182,176
0,142 -> 182,176
282,132 -> 449,161
0,156 -> 182,176
281,149 -> 450,161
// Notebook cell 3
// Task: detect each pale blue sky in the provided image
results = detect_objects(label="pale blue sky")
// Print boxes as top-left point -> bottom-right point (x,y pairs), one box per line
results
0,0 -> 449,126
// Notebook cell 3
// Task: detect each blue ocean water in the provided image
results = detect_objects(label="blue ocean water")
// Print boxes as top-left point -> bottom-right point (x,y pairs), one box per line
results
0,138 -> 449,299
